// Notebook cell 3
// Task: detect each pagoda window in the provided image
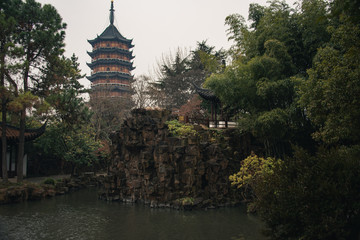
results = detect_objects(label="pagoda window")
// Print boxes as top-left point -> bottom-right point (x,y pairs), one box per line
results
107,67 -> 110,71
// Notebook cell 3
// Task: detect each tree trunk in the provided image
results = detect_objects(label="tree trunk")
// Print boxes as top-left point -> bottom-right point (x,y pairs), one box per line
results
17,56 -> 30,183
1,104 -> 8,183
1,47 -> 8,182
16,109 -> 25,182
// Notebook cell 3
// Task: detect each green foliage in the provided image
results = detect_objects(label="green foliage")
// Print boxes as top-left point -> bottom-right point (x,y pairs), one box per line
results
229,153 -> 281,206
206,0 -> 336,155
166,120 -> 198,137
31,52 -> 102,175
43,178 -> 55,185
35,123 -> 102,175
209,129 -> 224,143
223,1 -> 360,238
176,197 -> 195,206
205,52 -> 304,156
253,146 -> 360,239
62,125 -> 101,168
299,15 -> 360,145
253,108 -> 288,142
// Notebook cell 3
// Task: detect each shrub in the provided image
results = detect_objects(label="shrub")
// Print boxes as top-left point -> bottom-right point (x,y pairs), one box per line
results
43,178 -> 55,185
254,146 -> 360,239
166,120 -> 198,137
229,153 -> 281,210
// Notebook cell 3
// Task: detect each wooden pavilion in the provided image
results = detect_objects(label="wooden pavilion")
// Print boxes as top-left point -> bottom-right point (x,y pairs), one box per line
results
0,123 -> 46,178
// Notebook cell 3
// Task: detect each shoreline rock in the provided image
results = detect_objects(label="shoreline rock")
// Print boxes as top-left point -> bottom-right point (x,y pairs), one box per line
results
0,173 -> 105,205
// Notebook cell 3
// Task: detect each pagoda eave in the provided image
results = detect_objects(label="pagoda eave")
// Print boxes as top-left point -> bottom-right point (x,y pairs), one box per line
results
87,72 -> 132,82
87,36 -> 133,46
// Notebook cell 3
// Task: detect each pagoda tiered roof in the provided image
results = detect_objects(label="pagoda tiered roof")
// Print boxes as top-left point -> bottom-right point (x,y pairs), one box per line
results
88,0 -> 133,47
86,59 -> 135,70
88,25 -> 134,47
86,71 -> 132,82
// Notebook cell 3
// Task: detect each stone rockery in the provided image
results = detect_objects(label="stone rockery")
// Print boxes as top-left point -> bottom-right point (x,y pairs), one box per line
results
100,109 -> 252,209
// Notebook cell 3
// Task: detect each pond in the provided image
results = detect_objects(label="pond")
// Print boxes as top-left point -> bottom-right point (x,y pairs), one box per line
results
0,188 -> 265,240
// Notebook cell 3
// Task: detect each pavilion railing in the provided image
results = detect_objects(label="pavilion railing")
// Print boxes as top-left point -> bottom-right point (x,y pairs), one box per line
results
180,116 -> 237,129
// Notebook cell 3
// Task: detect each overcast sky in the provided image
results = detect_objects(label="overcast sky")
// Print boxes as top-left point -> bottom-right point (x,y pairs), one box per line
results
36,0 -> 296,88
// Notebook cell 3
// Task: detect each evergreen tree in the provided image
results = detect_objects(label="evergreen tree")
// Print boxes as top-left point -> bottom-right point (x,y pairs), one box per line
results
14,0 -> 65,182
0,0 -> 22,182
150,41 -> 225,110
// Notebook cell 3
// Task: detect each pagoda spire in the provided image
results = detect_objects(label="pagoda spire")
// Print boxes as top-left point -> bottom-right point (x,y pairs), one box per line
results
110,0 -> 115,25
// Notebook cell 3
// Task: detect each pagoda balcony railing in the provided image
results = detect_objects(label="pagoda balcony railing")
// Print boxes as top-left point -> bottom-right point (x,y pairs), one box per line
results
91,85 -> 130,93
93,47 -> 132,52
90,71 -> 131,76
91,83 -> 130,88
89,47 -> 133,54
91,58 -> 131,63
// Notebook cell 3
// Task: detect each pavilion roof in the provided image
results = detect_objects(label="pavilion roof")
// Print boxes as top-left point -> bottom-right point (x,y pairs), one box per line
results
192,82 -> 220,103
0,122 -> 46,144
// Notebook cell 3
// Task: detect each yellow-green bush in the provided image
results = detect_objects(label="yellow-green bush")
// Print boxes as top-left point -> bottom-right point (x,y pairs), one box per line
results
229,153 -> 281,189
229,153 -> 282,207
166,120 -> 198,137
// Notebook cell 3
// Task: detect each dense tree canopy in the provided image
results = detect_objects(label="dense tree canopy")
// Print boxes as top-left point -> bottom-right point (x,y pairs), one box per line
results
300,15 -> 360,145
205,0 -> 340,156
1,0 -> 103,180
224,0 -> 360,238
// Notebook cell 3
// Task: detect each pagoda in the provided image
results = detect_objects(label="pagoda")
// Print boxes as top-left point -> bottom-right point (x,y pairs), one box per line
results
87,0 -> 135,98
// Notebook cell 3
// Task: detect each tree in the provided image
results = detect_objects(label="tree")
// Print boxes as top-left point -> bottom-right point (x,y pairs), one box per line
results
295,0 -> 331,70
132,75 -> 153,108
299,15 -> 360,146
177,95 -> 207,120
1,0 -> 66,182
253,146 -> 360,239
90,96 -> 133,141
150,42 -> 226,110
45,55 -> 91,128
34,122 -> 101,176
0,0 -> 22,182
206,0 -> 334,155
205,39 -> 311,156
229,153 -> 281,209
152,48 -> 191,109
225,1 -> 360,238
33,55 -> 103,175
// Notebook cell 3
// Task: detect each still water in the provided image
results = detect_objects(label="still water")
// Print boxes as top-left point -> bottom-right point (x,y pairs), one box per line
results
0,188 -> 265,240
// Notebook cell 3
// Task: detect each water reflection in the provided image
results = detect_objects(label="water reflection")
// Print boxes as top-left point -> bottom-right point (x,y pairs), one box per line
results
0,188 -> 265,240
